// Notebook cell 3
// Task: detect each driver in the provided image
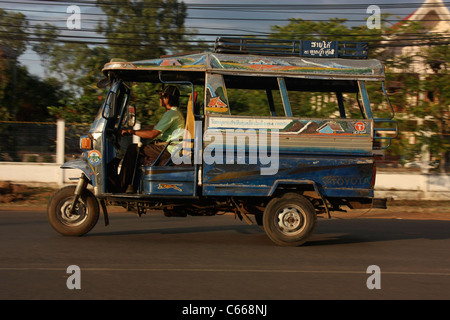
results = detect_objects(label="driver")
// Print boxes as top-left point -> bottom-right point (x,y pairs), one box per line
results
120,85 -> 185,166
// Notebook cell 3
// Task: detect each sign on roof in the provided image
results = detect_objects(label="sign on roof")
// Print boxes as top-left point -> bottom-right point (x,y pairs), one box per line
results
301,41 -> 337,58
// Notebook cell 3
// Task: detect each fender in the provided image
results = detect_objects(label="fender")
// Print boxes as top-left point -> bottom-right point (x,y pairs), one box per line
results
268,179 -> 324,197
268,179 -> 331,218
61,159 -> 95,186
60,159 -> 109,225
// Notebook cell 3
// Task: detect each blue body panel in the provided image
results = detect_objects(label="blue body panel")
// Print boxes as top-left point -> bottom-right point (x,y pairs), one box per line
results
140,166 -> 196,196
199,115 -> 375,199
202,154 -> 374,198
133,115 -> 376,199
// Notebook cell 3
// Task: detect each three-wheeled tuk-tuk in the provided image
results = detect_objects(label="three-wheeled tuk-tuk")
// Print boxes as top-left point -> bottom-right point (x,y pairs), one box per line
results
47,38 -> 398,246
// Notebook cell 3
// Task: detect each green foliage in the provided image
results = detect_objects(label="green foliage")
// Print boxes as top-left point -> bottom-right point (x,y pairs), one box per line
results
30,0 -> 195,125
270,17 -> 449,170
0,51 -> 8,106
0,9 -> 29,57
96,0 -> 192,59
0,10 -> 67,122
227,89 -> 273,116
129,82 -> 164,126
47,92 -> 104,124
0,65 -> 67,121
380,42 -> 449,171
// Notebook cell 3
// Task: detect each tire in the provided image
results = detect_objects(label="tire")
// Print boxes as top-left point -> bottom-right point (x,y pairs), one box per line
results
263,193 -> 317,246
47,186 -> 99,236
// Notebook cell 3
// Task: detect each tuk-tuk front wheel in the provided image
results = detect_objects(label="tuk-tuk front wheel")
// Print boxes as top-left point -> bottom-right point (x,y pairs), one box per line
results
47,186 -> 99,236
263,193 -> 316,246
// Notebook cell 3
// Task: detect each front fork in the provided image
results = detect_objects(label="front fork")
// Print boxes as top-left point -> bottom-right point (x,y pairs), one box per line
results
68,175 -> 89,215
69,174 -> 109,226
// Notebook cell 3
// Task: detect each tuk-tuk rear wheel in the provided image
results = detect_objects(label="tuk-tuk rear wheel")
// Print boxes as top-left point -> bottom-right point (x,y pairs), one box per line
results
47,185 -> 99,236
263,193 -> 316,246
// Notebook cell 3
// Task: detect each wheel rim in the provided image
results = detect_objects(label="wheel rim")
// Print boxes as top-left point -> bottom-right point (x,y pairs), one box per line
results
57,196 -> 89,227
276,205 -> 306,236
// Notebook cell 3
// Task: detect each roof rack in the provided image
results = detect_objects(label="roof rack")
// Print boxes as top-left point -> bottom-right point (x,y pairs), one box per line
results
214,37 -> 369,59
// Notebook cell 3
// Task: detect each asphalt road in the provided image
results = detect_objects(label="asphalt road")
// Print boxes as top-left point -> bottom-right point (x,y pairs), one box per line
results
1,208 -> 450,302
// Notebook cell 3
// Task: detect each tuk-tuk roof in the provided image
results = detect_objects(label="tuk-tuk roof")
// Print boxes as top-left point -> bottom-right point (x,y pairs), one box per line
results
102,52 -> 385,81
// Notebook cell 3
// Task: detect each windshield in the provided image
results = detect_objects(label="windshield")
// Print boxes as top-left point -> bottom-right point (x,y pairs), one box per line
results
89,81 -> 130,135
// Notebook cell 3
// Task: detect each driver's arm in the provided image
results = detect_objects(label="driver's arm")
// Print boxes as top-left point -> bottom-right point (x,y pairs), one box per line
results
121,128 -> 161,140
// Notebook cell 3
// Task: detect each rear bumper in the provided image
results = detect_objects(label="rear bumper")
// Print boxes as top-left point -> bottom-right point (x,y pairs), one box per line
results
341,197 -> 388,210
372,198 -> 387,209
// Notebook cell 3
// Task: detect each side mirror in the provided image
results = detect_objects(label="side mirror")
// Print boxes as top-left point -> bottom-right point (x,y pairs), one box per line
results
127,105 -> 136,127
102,102 -> 112,119
102,92 -> 115,120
